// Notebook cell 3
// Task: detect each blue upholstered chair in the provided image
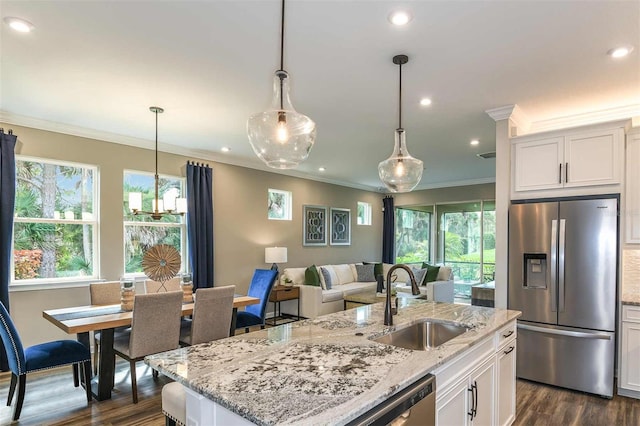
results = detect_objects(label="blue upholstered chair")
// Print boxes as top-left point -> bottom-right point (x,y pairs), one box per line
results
236,269 -> 278,333
0,301 -> 92,421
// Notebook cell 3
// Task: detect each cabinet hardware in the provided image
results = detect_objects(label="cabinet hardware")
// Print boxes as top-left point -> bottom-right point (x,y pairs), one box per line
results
504,346 -> 515,355
502,330 -> 514,338
559,163 -> 562,184
467,386 -> 475,420
472,381 -> 478,419
565,162 -> 569,183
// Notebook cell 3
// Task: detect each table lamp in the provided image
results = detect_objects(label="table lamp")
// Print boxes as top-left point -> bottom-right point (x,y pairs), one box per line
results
265,247 -> 287,277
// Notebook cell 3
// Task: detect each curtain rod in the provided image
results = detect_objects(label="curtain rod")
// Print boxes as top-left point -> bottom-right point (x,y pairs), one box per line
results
0,128 -> 13,135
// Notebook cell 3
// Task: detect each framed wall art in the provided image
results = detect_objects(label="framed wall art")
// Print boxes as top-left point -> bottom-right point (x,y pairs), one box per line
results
330,208 -> 351,246
268,188 -> 292,220
303,205 -> 327,246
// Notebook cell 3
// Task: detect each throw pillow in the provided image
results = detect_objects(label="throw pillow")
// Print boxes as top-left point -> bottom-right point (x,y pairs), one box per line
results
421,263 -> 441,283
411,267 -> 428,286
320,267 -> 333,290
355,264 -> 376,282
304,265 -> 321,286
363,261 -> 384,278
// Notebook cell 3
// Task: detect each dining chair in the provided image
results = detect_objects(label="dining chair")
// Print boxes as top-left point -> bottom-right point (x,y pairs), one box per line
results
236,269 -> 278,333
113,291 -> 183,403
89,281 -> 129,374
179,285 -> 235,346
0,301 -> 92,421
145,277 -> 181,293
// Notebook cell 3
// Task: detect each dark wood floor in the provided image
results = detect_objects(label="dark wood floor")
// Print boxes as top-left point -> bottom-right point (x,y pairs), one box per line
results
1,360 -> 639,425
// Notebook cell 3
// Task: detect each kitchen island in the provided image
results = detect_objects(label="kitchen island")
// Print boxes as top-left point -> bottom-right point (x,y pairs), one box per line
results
146,299 -> 521,425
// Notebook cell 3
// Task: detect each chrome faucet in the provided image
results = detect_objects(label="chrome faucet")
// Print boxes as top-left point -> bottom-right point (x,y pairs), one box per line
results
385,264 -> 420,326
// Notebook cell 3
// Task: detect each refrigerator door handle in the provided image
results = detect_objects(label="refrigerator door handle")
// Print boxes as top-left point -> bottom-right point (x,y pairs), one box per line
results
518,323 -> 612,340
550,219 -> 558,312
558,219 -> 566,312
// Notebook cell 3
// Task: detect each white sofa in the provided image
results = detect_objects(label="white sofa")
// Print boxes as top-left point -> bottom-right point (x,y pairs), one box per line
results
281,263 -> 455,319
280,264 -> 377,319
393,265 -> 455,303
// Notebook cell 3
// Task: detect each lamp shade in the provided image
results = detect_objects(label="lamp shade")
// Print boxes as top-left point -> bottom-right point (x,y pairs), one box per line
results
265,247 -> 288,264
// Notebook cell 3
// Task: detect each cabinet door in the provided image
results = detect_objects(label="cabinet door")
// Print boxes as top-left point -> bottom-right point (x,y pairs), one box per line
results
564,129 -> 622,187
513,137 -> 563,191
621,322 -> 640,392
496,341 -> 517,426
626,131 -> 640,243
436,378 -> 471,426
471,358 -> 496,426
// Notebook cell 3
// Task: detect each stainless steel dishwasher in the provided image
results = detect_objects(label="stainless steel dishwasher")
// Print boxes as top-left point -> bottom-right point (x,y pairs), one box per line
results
346,373 -> 436,426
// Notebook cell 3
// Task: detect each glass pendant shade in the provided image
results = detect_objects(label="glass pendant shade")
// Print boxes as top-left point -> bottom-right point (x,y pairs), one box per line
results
378,128 -> 423,193
247,70 -> 316,169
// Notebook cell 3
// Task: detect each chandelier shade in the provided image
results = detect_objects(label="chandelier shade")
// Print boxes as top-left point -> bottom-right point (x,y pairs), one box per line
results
246,0 -> 316,169
378,55 -> 423,193
128,106 -> 187,220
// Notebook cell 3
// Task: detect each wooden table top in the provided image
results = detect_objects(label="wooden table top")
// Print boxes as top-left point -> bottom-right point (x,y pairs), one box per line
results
43,295 -> 260,334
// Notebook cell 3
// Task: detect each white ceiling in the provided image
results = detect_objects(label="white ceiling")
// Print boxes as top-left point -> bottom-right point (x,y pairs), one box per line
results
1,0 -> 639,191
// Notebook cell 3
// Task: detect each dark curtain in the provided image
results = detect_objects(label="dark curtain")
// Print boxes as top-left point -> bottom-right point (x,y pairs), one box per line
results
0,129 -> 17,371
186,162 -> 214,290
382,195 -> 395,264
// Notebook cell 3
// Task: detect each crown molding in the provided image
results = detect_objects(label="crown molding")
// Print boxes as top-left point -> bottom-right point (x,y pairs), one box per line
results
409,176 -> 496,192
528,103 -> 640,134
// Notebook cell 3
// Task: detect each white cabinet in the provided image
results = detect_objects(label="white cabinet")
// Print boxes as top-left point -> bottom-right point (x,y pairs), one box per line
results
626,129 -> 640,244
619,305 -> 640,399
512,124 -> 624,194
435,320 -> 517,426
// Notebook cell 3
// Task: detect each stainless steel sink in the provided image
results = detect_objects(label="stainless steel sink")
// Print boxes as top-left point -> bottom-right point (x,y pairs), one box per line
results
373,320 -> 469,350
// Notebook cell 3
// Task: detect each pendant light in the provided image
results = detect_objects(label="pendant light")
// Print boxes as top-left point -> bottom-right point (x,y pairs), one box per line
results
247,0 -> 316,169
128,106 -> 187,220
378,55 -> 423,193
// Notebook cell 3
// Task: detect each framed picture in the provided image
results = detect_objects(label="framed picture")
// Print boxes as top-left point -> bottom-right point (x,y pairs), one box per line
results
303,205 -> 327,246
330,208 -> 351,245
268,189 -> 292,220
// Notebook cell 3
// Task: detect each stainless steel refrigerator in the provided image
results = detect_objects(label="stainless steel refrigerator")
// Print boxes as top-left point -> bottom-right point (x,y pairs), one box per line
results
508,196 -> 618,397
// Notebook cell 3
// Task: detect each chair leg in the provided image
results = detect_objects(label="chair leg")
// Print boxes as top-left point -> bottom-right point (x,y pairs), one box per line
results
82,361 -> 93,403
7,373 -> 17,406
73,363 -> 79,387
245,327 -> 249,334
152,368 -> 159,379
93,339 -> 100,375
12,374 -> 26,421
130,360 -> 138,404
260,325 -> 265,330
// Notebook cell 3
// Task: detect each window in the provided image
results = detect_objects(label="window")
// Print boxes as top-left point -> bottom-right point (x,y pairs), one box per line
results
357,202 -> 372,225
394,207 -> 432,264
123,171 -> 186,276
268,189 -> 292,220
13,157 -> 98,284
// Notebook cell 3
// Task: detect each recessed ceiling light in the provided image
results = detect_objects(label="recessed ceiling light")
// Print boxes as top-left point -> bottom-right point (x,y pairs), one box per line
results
3,17 -> 34,33
608,46 -> 634,58
318,167 -> 326,172
389,11 -> 412,26
221,147 -> 231,152
420,98 -> 432,106
470,139 -> 479,146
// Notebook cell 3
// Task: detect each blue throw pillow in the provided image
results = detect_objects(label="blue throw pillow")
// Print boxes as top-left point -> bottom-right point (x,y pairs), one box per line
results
320,267 -> 333,290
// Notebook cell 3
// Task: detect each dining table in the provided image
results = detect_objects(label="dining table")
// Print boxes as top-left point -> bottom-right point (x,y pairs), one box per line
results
42,295 -> 260,401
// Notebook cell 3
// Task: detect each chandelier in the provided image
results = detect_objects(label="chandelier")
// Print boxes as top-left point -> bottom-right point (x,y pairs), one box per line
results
128,106 -> 187,220
378,55 -> 424,193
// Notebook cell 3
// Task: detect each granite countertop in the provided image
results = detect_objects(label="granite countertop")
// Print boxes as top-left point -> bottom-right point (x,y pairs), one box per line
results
146,300 -> 521,426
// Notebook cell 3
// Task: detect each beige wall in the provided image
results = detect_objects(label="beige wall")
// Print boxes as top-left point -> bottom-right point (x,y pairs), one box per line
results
3,123 -> 382,346
393,183 -> 495,207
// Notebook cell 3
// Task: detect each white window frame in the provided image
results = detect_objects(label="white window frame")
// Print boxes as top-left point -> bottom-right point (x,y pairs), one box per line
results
268,188 -> 292,221
122,170 -> 187,279
357,201 -> 372,225
11,156 -> 99,288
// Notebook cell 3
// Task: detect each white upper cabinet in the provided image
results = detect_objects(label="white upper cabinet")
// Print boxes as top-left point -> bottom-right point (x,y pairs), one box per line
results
626,129 -> 640,244
512,122 -> 625,197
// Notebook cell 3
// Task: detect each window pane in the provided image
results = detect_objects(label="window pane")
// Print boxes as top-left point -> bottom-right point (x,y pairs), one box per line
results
13,222 -> 94,279
124,225 -> 183,274
395,207 -> 432,263
123,172 -> 184,223
357,202 -> 371,225
15,159 -> 94,219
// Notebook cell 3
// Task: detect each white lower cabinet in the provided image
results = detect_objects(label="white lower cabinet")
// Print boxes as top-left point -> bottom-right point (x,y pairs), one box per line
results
619,305 -> 640,398
435,320 -> 517,426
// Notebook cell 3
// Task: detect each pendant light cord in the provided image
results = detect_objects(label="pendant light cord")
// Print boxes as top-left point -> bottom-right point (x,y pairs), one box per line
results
398,61 -> 403,129
279,0 -> 286,111
154,108 -> 159,210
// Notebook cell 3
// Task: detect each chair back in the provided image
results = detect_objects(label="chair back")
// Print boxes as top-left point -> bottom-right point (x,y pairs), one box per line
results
90,281 -> 122,305
190,285 -> 235,345
0,302 -> 25,376
145,277 -> 181,294
245,269 -> 278,320
128,292 -> 182,359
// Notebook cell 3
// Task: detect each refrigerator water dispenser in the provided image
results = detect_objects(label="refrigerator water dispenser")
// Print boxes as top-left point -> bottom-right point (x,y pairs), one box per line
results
523,253 -> 547,289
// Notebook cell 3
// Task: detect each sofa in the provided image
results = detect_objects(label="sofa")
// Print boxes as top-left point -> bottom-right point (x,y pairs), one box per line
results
280,263 -> 455,319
